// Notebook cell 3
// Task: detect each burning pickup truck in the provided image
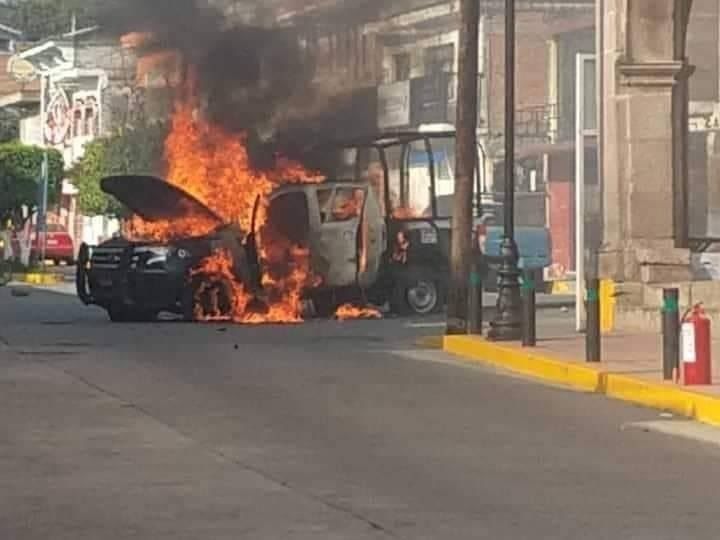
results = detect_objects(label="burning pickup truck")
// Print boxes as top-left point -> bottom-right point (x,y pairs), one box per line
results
76,174 -> 389,322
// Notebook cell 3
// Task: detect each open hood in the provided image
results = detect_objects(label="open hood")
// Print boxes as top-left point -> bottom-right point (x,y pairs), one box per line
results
101,175 -> 224,226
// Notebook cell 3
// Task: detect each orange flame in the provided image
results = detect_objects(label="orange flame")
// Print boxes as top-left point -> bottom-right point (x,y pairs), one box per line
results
334,303 -> 382,320
331,188 -> 364,221
131,76 -> 324,324
128,213 -> 218,242
392,206 -> 422,220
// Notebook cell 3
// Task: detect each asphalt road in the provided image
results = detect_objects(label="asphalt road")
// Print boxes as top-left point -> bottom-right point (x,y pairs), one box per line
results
1,287 -> 720,539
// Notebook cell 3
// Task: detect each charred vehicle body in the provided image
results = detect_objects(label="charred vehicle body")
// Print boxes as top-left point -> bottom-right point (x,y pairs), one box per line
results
76,175 -> 262,322
301,129 -> 552,306
76,174 -> 388,322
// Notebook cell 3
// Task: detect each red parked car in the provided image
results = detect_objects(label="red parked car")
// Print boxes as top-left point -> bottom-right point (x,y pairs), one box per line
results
11,224 -> 75,265
36,224 -> 75,265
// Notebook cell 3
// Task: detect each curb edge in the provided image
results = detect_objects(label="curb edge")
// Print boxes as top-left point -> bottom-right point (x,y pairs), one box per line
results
441,335 -> 720,427
19,273 -> 64,285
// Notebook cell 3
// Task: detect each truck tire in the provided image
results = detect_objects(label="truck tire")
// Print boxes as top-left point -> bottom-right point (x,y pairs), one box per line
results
76,243 -> 92,304
390,268 -> 445,316
183,275 -> 234,322
309,290 -> 337,319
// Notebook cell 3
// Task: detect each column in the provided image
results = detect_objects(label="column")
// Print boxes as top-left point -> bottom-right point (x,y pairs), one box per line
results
599,0 -> 694,283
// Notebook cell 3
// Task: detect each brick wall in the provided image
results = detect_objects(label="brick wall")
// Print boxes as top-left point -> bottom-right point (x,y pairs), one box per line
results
486,11 -> 594,138
548,152 -> 573,274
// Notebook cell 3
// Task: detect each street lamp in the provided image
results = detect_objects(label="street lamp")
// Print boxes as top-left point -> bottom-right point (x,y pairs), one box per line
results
488,0 -> 522,341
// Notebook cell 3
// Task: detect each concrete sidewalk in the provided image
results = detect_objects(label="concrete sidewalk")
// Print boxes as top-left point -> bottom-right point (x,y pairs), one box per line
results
443,328 -> 720,427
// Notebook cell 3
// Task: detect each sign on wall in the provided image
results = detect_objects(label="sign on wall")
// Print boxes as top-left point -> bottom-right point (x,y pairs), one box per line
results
7,55 -> 37,83
43,81 -> 72,146
689,111 -> 720,132
411,72 -> 451,125
377,80 -> 410,129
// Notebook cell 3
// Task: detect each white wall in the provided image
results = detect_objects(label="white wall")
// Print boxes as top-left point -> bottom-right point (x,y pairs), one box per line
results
19,114 -> 41,146
81,215 -> 120,246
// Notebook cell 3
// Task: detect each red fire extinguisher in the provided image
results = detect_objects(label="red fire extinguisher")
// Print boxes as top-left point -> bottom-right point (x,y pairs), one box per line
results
681,303 -> 712,386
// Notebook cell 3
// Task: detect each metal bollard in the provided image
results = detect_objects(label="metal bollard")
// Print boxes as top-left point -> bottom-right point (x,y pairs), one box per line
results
468,254 -> 483,334
521,269 -> 536,347
662,288 -> 680,381
586,278 -> 601,362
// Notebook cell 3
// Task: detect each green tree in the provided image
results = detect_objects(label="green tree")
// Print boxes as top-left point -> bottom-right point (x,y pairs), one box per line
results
71,121 -> 168,217
0,142 -> 64,228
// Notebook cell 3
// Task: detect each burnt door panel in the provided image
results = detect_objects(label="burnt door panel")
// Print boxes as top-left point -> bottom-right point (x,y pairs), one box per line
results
357,187 -> 385,289
313,186 -> 365,288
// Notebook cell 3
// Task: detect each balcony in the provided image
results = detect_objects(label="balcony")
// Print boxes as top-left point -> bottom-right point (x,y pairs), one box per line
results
515,103 -> 558,143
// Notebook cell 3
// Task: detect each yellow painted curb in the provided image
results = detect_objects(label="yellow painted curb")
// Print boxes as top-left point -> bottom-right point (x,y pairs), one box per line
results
550,280 -> 575,295
416,335 -> 443,349
443,335 -> 720,427
443,336 -> 600,392
21,272 -> 63,285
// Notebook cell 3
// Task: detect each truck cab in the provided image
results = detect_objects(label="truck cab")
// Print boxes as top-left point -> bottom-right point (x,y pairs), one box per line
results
303,129 -> 552,311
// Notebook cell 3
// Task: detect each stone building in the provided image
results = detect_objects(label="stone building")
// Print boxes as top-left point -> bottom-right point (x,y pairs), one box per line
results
598,0 -> 720,331
0,28 -> 138,246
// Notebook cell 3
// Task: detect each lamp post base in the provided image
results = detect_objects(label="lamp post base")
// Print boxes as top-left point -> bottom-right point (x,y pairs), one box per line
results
488,237 -> 522,341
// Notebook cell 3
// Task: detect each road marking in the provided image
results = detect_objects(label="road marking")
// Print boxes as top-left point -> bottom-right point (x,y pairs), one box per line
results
622,419 -> 720,448
405,321 -> 445,328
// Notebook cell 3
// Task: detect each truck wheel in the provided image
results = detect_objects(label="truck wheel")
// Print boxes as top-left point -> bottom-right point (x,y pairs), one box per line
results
310,290 -> 337,319
184,275 -> 234,322
107,304 -> 129,322
391,269 -> 444,316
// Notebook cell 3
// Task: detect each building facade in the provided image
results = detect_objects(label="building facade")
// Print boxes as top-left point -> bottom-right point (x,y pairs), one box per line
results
0,31 -> 138,247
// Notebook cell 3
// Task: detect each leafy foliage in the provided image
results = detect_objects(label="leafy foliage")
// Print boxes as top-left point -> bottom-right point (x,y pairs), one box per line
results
71,122 -> 169,217
0,143 -> 64,228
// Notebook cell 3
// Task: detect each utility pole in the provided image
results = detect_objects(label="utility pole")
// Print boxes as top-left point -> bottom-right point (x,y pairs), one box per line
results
62,10 -> 100,64
488,0 -> 522,341
38,151 -> 48,273
446,0 -> 479,335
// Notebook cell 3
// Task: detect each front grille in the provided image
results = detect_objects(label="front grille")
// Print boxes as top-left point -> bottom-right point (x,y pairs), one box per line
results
90,246 -> 125,270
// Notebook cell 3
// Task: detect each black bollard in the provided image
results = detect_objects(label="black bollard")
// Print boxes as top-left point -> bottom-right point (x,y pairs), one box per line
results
468,253 -> 483,334
586,278 -> 601,362
662,288 -> 680,381
521,269 -> 536,347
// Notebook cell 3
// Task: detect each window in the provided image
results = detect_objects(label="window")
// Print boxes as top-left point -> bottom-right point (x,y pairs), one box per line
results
400,141 -> 433,218
83,108 -> 92,137
73,109 -> 83,137
357,148 -> 386,216
361,34 -> 368,75
266,191 -> 310,246
317,188 -> 334,223
424,44 -> 454,76
393,53 -> 410,82
329,188 -> 365,222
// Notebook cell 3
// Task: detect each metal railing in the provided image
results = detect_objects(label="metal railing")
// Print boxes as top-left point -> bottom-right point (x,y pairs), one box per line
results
515,103 -> 558,141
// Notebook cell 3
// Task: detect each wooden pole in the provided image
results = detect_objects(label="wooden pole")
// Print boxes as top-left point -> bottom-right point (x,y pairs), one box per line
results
446,0 -> 479,335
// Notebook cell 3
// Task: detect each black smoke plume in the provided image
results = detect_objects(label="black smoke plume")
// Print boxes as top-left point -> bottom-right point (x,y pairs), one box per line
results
96,0 -> 374,174
97,1 -> 312,140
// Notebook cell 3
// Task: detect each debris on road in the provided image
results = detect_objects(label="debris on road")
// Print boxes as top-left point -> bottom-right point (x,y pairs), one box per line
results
10,287 -> 30,297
